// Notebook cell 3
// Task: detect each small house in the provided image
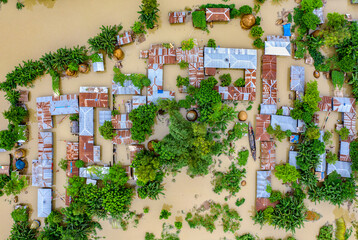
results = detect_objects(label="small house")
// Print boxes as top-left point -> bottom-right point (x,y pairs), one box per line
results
169,11 -> 186,24
32,159 -> 53,187
93,53 -> 104,72
290,66 -> 305,93
260,104 -> 277,115
205,8 -> 230,22
289,151 -> 300,169
265,36 -> 291,56
66,160 -> 79,178
79,166 -> 110,180
70,120 -> 79,135
343,113 -> 356,136
79,87 -> 108,108
112,130 -> 138,145
0,165 -> 10,176
19,90 -> 29,102
332,97 -> 355,113
38,188 -> 52,218
327,161 -> 352,178
112,80 -> 140,95
262,79 -> 278,105
66,141 -> 79,160
79,136 -> 94,163
256,171 -> 271,198
271,115 -> 298,133
204,47 -> 257,69
260,141 -> 276,170
79,107 -> 94,136
340,136 -> 355,162
93,146 -> 101,162
262,55 -> 277,81
256,114 -> 271,141
318,96 -> 333,112
117,31 -> 133,46
214,86 -> 255,101
132,96 -> 147,109
111,114 -> 133,129
50,94 -> 79,115
147,90 -> 175,104
99,110 -> 111,126
38,132 -> 53,161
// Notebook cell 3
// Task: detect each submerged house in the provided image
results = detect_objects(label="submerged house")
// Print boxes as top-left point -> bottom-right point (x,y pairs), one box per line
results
332,97 -> 355,113
327,161 -> 352,178
132,96 -> 147,109
112,130 -> 138,145
265,36 -> 291,56
204,47 -> 257,69
270,115 -> 298,133
256,171 -> 271,198
38,188 -> 52,218
32,159 -> 53,187
256,114 -> 271,141
289,151 -> 299,169
112,80 -> 140,95
66,141 -> 79,161
169,11 -> 186,24
290,66 -> 305,94
260,141 -> 276,170
38,132 -> 53,161
117,31 -> 133,46
79,87 -> 108,108
318,96 -> 333,112
79,166 -> 110,180
340,136 -> 355,162
93,53 -> 104,72
205,8 -> 230,22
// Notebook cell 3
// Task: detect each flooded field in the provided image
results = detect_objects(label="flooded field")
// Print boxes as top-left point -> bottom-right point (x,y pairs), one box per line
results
0,0 -> 357,239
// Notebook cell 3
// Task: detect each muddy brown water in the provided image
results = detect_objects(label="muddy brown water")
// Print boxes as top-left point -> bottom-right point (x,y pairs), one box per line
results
0,0 -> 357,239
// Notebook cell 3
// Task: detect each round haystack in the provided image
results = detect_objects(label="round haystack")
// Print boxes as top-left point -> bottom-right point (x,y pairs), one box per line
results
241,180 -> 247,186
240,14 -> 256,29
15,149 -> 25,159
186,110 -> 198,122
238,111 -> 248,121
114,48 -> 124,60
314,70 -> 320,78
78,63 -> 89,73
30,220 -> 41,230
66,68 -> 76,77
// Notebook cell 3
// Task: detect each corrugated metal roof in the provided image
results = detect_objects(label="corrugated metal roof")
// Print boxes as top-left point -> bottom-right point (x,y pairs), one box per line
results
32,159 -> 53,187
327,161 -> 352,178
79,135 -> 94,163
38,132 -> 53,161
36,97 -> 53,130
271,115 -> 298,133
256,114 -> 271,141
79,166 -> 109,180
79,107 -> 94,136
262,55 -> 277,81
339,136 -> 355,162
189,62 -> 204,88
112,114 -> 132,129
148,44 -> 177,65
316,131 -> 326,172
260,141 -> 276,170
117,31 -> 133,46
66,160 -> 79,178
128,144 -> 145,162
112,130 -> 138,145
112,80 -> 140,95
19,90 -> 29,102
99,110 -> 112,126
50,94 -> 79,115
265,40 -> 291,56
343,112 -> 356,136
260,104 -> 277,115
38,188 -> 52,218
176,47 -> 203,64
204,47 -> 257,69
262,79 -> 277,105
290,66 -> 305,93
93,146 -> 101,162
66,141 -> 79,160
79,87 -> 108,108
256,171 -> 271,198
147,64 -> 164,95
0,165 -> 10,176
93,53 -> 104,72
132,96 -> 147,109
318,96 -> 332,112
245,69 -> 257,89
289,151 -> 299,169
206,8 -> 230,22
169,11 -> 186,24
215,86 -> 256,101
313,7 -> 324,24
147,91 -> 175,104
332,97 -> 355,113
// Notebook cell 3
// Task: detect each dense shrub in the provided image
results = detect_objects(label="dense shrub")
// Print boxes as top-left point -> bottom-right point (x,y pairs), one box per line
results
99,121 -> 116,140
192,11 -> 207,30
176,75 -> 189,87
181,38 -> 195,50
129,103 -> 158,142
234,77 -> 245,87
207,39 -> 216,49
138,0 -> 160,29
274,164 -> 300,183
113,67 -> 151,89
250,26 -> 264,38
212,163 -> 246,195
253,38 -> 265,49
88,25 -> 122,58
219,74 -> 232,86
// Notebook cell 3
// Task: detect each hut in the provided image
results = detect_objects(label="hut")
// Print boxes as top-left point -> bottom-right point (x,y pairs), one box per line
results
19,90 -> 29,102
117,31 -> 133,46
111,114 -> 133,129
271,115 -> 298,133
92,53 -> 104,72
66,160 -> 79,178
205,8 -> 230,22
79,107 -> 94,136
38,132 -> 53,161
66,142 -> 79,160
38,188 -> 52,218
327,161 -> 352,178
332,97 -> 355,113
204,47 -> 257,69
79,136 -> 94,163
15,149 -> 25,159
260,141 -> 276,170
256,171 -> 271,198
32,159 -> 53,187
169,11 -> 186,24
318,96 -> 333,112
256,114 -> 271,141
265,36 -> 291,56
112,130 -> 138,145
112,79 -> 140,95
260,104 -> 277,115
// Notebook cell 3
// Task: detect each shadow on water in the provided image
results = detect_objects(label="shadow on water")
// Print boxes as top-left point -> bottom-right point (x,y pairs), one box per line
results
23,0 -> 56,10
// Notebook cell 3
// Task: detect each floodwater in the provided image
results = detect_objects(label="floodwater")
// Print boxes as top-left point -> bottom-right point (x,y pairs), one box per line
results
0,0 -> 357,239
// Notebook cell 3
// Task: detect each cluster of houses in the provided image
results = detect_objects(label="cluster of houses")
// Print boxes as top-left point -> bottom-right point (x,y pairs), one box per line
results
168,8 -> 231,25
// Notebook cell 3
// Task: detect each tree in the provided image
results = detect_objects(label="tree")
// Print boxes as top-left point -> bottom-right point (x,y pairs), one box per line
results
207,39 -> 216,49
181,38 -> 195,50
131,21 -> 147,34
103,164 -> 128,186
336,127 -> 349,140
4,90 -> 20,106
250,26 -> 264,38
3,105 -> 28,125
219,74 -> 232,86
75,160 -> 85,168
99,121 -> 116,140
131,150 -> 161,184
88,25 -> 122,58
159,209 -> 171,220
138,0 -> 160,29
234,77 -> 245,87
9,207 -> 37,240
274,164 -> 300,183
0,127 -> 18,151
306,127 -> 320,140
101,183 -> 133,219
326,151 -> 338,164
3,172 -> 28,196
349,140 -> 358,172
253,38 -> 265,49
129,104 -> 158,143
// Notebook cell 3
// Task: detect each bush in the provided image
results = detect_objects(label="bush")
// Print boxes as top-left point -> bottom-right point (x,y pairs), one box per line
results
305,127 -> 320,140
132,150 -> 161,184
129,104 -> 158,143
349,140 -> 358,172
3,105 -> 28,125
192,11 -> 207,30
253,38 -> 265,49
75,160 -> 85,168
239,5 -> 252,15
3,172 -> 28,196
176,75 -> 189,87
266,125 -> 291,142
332,70 -> 345,89
213,163 -> 246,195
323,130 -> 332,144
336,126 -> 349,140
219,74 -> 232,87
250,26 -> 264,38
174,221 -> 182,229
274,164 -> 300,183
4,90 -> 20,106
235,198 -> 245,207
326,151 -> 338,164
113,67 -> 151,89
0,127 -> 19,151
11,207 -> 28,222
237,150 -> 249,166
269,191 -> 283,203
88,25 -> 122,58
207,39 -> 216,49
181,38 -> 195,50
143,207 -> 149,213
69,114 -> 79,121
99,121 -> 116,140
58,159 -> 68,171
159,209 -> 171,220
234,77 -> 245,87
138,0 -> 160,29
131,21 -> 147,34
317,225 -> 333,240
178,61 -> 189,69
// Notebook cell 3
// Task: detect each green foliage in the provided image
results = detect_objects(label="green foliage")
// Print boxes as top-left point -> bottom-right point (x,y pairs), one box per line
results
111,109 -> 120,116
236,234 -> 256,240
131,21 -> 147,34
75,160 -> 85,168
69,114 -> 79,122
326,151 -> 338,164
143,207 -> 149,213
178,60 -> 189,69
113,67 -> 151,89
49,69 -> 60,96
246,105 -> 252,111
239,5 -> 252,15
250,26 -> 264,38
323,130 -> 332,144
3,172 -> 28,196
237,149 -> 249,166
350,140 -> 358,172
305,126 -> 320,140
227,122 -> 248,142
266,125 -> 291,142
308,171 -> 357,206
274,164 -> 300,183
90,53 -> 103,63
207,39 -> 216,49
137,179 -> 164,200
297,138 -> 325,172
234,77 -> 245,87
181,38 -> 195,50
235,198 -> 245,207
213,163 -> 246,195
58,159 -> 68,171
157,98 -> 180,114
336,127 -> 350,141
317,224 -> 333,240
41,46 -> 88,72
138,0 -> 160,29
99,120 -> 116,140
4,90 -> 20,106
294,41 -> 306,59
252,38 -> 265,49
101,184 -> 133,219
0,174 -> 10,197
192,11 -> 207,30
16,2 -> 24,10
9,208 -> 37,240
219,74 -> 232,87
269,191 -> 283,203
176,75 -> 189,87
0,127 -> 18,151
332,71 -> 345,89
174,221 -> 182,230
88,25 -> 122,58
11,207 -> 28,222
129,104 -> 158,142
3,105 -> 28,125
186,202 -> 242,233
159,209 -> 171,220
132,150 -> 160,184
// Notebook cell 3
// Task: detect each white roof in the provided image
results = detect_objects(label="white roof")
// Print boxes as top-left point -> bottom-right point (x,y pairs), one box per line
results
38,188 -> 52,218
256,171 -> 271,198
79,166 -> 109,180
204,47 -> 257,69
32,159 -> 53,187
112,80 -> 140,95
260,104 -> 277,115
271,115 -> 298,133
93,53 -> 104,72
80,86 -> 108,93
333,97 -> 354,113
99,110 -> 111,126
289,151 -> 300,169
265,41 -> 291,56
327,161 -> 352,178
340,141 -> 350,156
93,146 -> 101,162
290,66 -> 305,93
79,107 -> 94,136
